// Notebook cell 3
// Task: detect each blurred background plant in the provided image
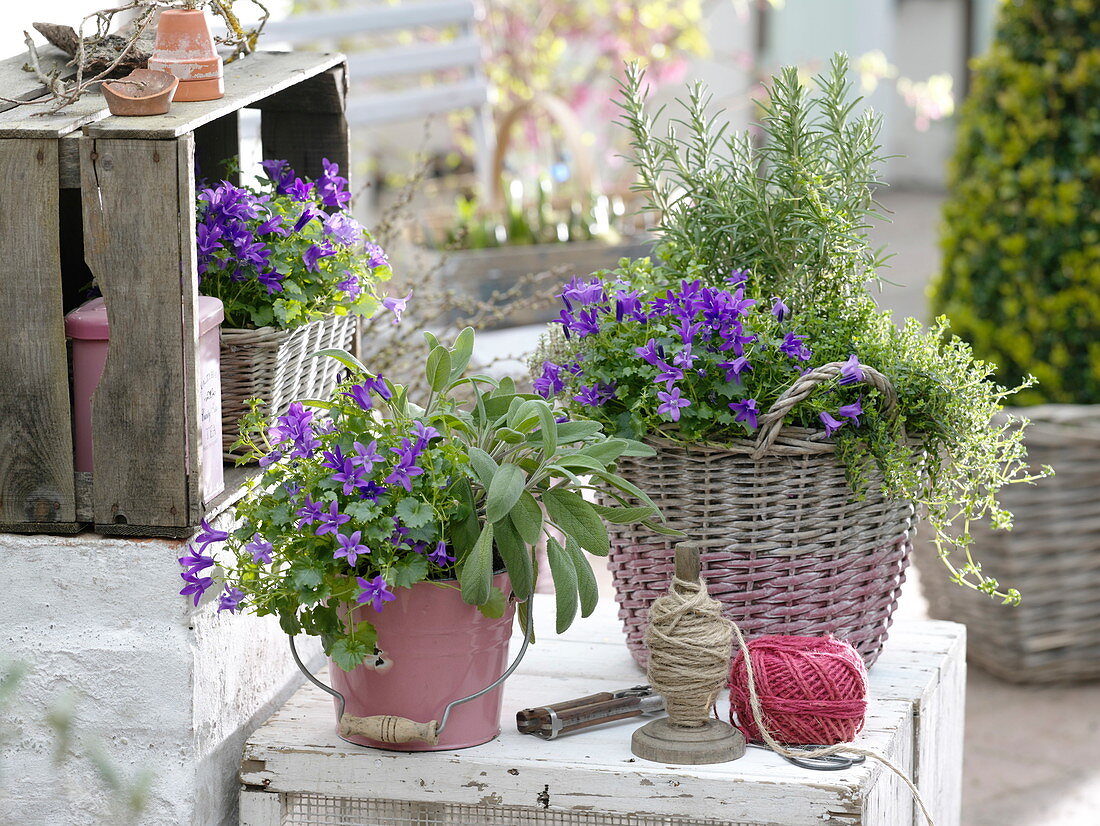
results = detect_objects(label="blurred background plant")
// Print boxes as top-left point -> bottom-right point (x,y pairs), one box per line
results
931,0 -> 1100,405
0,659 -> 152,824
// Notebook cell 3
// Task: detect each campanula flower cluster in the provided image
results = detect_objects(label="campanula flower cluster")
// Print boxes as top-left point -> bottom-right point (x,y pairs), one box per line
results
177,359 -> 472,668
195,159 -> 391,330
176,328 -> 662,670
536,260 -> 873,444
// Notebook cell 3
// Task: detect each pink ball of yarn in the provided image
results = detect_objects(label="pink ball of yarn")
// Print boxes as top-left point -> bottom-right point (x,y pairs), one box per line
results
728,635 -> 868,746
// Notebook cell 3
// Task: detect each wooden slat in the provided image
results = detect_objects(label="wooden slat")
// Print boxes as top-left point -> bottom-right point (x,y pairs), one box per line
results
252,64 -> 347,115
84,51 -> 344,140
0,138 -> 78,532
177,135 -> 205,523
346,78 -> 487,125
0,89 -> 110,138
81,135 -> 193,535
0,46 -> 74,114
58,133 -> 80,188
239,789 -> 283,826
257,1 -> 477,43
194,111 -> 240,184
260,69 -> 349,184
346,36 -> 482,79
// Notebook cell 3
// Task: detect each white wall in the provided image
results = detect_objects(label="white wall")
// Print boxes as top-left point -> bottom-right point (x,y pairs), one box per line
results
0,532 -> 321,825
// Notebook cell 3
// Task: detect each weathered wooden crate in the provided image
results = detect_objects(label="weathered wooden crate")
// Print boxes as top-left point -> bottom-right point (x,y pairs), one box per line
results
239,597 -> 966,826
0,47 -> 350,538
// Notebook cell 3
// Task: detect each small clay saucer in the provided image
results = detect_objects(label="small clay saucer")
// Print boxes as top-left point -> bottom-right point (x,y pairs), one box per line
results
101,68 -> 179,116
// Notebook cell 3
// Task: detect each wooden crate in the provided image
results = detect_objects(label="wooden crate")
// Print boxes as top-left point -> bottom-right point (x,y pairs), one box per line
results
0,48 -> 350,538
239,597 -> 966,826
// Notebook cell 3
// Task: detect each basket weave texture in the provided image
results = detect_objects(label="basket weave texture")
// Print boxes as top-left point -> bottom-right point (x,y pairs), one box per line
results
604,363 -> 918,669
915,405 -> 1100,683
219,314 -> 357,455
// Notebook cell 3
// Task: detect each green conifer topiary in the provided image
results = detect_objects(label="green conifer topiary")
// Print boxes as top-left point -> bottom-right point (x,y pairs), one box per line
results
931,0 -> 1100,405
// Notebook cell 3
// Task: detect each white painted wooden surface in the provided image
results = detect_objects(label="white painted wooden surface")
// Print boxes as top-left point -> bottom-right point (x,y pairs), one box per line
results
240,596 -> 964,826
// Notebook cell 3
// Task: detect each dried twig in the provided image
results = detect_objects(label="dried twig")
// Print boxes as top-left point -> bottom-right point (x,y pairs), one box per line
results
10,0 -> 269,113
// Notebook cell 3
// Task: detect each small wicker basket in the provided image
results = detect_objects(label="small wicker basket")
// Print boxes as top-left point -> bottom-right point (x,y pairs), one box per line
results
915,405 -> 1100,683
219,314 -> 357,456
605,363 -> 919,668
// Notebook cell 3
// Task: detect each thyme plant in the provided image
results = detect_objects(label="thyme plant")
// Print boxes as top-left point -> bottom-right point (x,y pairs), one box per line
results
536,55 -> 1051,603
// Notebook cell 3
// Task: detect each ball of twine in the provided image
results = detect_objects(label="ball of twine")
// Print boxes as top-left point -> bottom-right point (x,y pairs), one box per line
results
728,635 -> 868,745
644,576 -> 732,727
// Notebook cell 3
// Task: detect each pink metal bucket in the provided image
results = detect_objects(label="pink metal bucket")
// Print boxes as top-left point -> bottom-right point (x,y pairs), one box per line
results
327,573 -> 516,751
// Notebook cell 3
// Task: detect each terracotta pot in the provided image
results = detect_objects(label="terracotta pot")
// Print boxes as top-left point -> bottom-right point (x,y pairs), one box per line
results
101,68 -> 179,116
330,573 -> 515,751
147,9 -> 224,102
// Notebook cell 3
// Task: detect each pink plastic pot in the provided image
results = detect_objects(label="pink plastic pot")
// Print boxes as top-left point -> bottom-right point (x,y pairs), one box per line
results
64,296 -> 225,501
330,573 -> 515,751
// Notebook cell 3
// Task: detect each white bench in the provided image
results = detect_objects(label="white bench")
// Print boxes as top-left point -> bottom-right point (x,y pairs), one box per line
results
239,597 -> 964,826
256,0 -> 494,196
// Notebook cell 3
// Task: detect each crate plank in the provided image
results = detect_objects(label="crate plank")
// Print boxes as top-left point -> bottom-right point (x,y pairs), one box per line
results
80,135 -> 195,535
253,64 -> 347,114
0,46 -> 73,114
194,111 -> 240,185
0,138 -> 78,531
58,133 -> 80,187
0,89 -> 110,138
259,67 -> 349,183
239,790 -> 283,826
84,51 -> 344,140
177,135 -> 206,525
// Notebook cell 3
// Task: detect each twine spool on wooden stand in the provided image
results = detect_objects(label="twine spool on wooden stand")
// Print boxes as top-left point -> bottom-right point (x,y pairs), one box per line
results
631,542 -> 746,764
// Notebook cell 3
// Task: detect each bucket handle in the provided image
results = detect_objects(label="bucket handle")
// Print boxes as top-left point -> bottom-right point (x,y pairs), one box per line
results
289,599 -> 534,747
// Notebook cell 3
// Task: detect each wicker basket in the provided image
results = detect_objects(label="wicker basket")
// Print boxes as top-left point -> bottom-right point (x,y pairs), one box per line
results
605,363 -> 919,669
915,405 -> 1100,683
219,314 -> 357,456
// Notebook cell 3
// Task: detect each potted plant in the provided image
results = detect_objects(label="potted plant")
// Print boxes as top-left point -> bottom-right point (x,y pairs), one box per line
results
918,0 -> 1099,683
177,328 -> 662,750
195,158 -> 392,455
531,55 -> 1043,668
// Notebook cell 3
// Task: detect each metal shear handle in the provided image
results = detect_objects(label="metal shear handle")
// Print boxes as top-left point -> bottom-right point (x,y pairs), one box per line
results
747,742 -> 866,771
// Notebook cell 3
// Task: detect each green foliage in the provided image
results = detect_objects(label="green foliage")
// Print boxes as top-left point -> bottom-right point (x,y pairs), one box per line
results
198,330 -> 662,670
617,55 -> 889,306
931,0 -> 1100,404
535,56 -> 1054,604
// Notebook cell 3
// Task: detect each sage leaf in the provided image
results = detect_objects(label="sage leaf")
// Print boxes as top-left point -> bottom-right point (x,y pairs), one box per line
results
509,491 -> 544,546
426,345 -> 452,392
460,522 -> 494,605
545,536 -> 579,634
544,489 -> 610,557
564,536 -> 599,618
485,463 -> 525,524
495,515 -> 534,599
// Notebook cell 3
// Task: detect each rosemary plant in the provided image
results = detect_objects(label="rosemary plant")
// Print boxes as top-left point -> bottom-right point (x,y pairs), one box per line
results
535,54 -> 1050,603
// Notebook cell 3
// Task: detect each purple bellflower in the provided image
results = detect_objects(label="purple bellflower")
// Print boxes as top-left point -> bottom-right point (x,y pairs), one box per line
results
656,387 -> 691,422
729,398 -> 760,430
217,587 -> 245,613
820,411 -> 845,437
334,530 -> 369,566
356,575 -> 396,612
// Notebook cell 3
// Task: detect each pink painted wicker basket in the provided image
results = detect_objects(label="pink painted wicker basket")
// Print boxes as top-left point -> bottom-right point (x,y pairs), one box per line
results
605,363 -> 919,668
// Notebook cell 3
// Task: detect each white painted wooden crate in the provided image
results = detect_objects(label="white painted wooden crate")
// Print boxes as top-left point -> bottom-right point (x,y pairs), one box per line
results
240,597 -> 965,826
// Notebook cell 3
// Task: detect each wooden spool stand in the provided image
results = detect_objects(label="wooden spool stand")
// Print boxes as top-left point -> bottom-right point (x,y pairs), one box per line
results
0,47 -> 349,537
632,542 -> 747,765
